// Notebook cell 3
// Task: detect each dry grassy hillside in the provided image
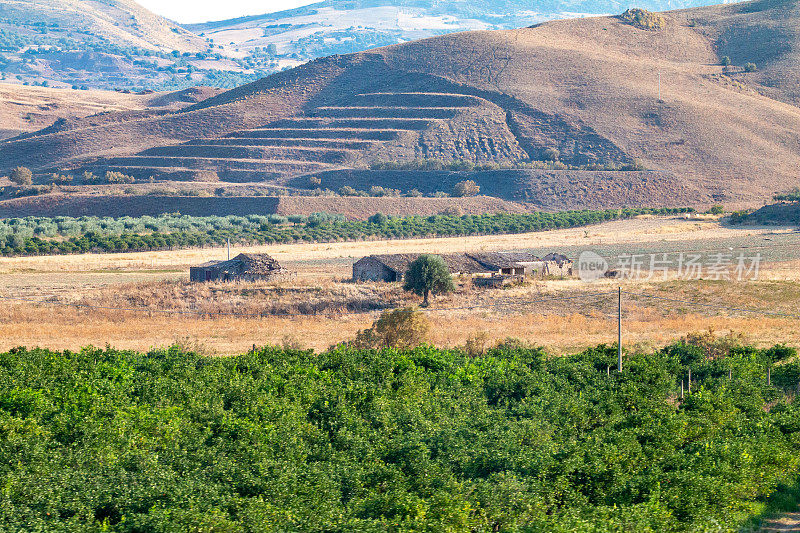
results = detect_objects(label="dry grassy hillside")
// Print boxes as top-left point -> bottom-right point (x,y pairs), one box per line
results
0,83 -> 223,140
2,0 -> 800,210
0,0 -> 204,51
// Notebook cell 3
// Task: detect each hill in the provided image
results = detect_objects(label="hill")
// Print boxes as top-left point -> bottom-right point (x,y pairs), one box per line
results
0,0 -> 268,90
2,1 -> 800,212
0,82 -> 223,140
188,0 -> 725,65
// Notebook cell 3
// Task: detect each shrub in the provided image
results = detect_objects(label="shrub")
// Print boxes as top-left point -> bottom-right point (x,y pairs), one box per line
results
708,205 -> 724,215
440,205 -> 464,217
620,8 -> 667,30
403,254 -> 455,306
542,147 -> 561,161
9,166 -> 33,186
104,171 -> 135,184
354,307 -> 430,349
49,173 -> 73,185
367,212 -> 389,225
720,56 -> 731,67
744,62 -> 757,72
453,180 -> 480,197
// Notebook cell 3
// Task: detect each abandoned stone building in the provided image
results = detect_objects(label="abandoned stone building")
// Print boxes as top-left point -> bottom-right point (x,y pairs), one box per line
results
190,253 -> 286,282
542,253 -> 574,277
352,252 -> 557,282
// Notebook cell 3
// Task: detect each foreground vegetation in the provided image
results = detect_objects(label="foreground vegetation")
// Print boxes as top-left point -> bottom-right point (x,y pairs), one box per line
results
0,207 -> 692,256
0,339 -> 798,531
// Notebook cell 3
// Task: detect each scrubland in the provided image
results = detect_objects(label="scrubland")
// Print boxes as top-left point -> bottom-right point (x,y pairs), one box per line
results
0,217 -> 797,355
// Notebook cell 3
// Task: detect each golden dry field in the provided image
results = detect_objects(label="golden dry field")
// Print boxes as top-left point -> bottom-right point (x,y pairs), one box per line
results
1,215 -> 798,355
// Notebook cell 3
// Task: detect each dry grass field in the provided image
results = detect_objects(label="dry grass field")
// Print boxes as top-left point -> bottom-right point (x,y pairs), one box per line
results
0,215 -> 798,355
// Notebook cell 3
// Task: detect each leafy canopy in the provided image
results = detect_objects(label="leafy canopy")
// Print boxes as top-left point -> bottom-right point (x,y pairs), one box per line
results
403,254 -> 455,305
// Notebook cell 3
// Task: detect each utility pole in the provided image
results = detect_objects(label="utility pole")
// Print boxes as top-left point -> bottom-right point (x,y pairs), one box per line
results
617,287 -> 622,372
658,72 -> 662,101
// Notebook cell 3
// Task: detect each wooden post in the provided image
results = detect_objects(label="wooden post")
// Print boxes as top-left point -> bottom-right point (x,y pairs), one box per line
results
681,380 -> 684,399
618,287 -> 622,373
768,367 -> 771,386
729,368 -> 732,381
688,368 -> 692,394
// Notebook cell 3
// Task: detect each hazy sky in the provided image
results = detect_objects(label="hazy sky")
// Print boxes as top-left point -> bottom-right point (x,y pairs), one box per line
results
137,0 -> 322,24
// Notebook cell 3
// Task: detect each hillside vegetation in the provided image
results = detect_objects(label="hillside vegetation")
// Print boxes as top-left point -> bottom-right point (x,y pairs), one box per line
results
2,0 -> 800,211
0,0 -> 274,90
1,341 -> 799,530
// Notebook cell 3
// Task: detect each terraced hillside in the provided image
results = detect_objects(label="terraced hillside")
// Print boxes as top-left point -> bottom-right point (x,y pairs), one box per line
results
4,0 -> 800,210
92,91 -> 533,182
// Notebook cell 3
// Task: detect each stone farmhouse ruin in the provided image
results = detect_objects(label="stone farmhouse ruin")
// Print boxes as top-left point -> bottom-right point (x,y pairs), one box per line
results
352,252 -> 573,283
190,253 -> 286,282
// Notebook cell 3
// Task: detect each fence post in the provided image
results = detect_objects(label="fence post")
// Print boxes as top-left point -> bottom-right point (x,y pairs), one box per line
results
688,368 -> 691,394
617,287 -> 622,373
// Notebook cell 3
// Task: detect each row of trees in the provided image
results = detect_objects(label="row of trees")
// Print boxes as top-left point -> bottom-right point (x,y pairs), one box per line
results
0,339 -> 797,530
0,207 -> 694,256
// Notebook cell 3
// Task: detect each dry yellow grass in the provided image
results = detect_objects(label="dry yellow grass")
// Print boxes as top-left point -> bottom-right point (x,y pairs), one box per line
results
0,217 -> 797,355
1,301 -> 797,355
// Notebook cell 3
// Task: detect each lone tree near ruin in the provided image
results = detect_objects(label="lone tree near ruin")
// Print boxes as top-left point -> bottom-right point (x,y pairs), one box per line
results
403,254 -> 455,307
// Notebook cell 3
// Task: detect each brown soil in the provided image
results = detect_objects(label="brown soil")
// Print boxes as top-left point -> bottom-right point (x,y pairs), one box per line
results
0,192 -> 529,218
3,0 -> 800,212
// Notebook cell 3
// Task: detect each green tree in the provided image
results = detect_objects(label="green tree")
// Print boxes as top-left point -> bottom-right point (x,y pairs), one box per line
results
9,166 -> 32,186
354,307 -> 430,349
403,254 -> 455,306
368,212 -> 388,225
453,180 -> 480,197
720,56 -> 731,67
744,62 -> 757,72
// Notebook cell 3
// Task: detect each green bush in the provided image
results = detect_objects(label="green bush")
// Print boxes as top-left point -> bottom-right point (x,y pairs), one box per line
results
0,342 -> 797,531
453,179 -> 480,197
9,166 -> 33,186
744,62 -> 758,72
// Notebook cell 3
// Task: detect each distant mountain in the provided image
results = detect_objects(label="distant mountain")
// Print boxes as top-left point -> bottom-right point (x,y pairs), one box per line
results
188,0 -> 739,62
0,0 -> 742,91
0,0 -> 269,91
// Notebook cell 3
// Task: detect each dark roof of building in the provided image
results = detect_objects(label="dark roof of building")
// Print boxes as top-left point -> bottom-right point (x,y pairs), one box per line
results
542,253 -> 573,265
356,252 -> 540,275
468,252 -> 541,270
194,253 -> 283,274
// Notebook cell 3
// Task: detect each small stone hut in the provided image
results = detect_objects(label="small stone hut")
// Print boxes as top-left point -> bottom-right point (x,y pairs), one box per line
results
541,253 -> 574,277
190,253 -> 285,282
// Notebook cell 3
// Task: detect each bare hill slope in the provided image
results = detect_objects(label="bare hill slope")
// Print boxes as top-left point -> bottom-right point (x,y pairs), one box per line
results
2,1 -> 800,210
